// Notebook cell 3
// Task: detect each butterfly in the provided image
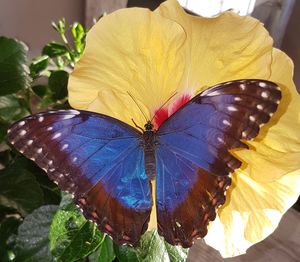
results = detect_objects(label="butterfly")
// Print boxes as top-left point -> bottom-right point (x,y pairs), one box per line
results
7,79 -> 281,248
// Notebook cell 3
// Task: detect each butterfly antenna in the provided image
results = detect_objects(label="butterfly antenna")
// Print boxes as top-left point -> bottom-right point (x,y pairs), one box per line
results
131,118 -> 144,132
127,91 -> 148,122
150,92 -> 178,122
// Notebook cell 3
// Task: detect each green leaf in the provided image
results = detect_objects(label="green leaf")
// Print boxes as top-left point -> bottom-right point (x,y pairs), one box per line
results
18,157 -> 61,206
52,18 -> 66,35
31,84 -> 48,98
71,22 -> 86,54
42,42 -> 68,58
48,70 -> 68,100
0,120 -> 9,143
0,205 -> 18,221
0,37 -> 31,96
89,236 -> 116,262
114,244 -> 140,262
137,231 -> 188,262
114,231 -> 189,262
14,205 -> 58,262
0,157 -> 44,215
29,55 -> 49,79
0,149 -> 10,167
50,204 -> 104,262
0,95 -> 29,123
0,216 -> 21,262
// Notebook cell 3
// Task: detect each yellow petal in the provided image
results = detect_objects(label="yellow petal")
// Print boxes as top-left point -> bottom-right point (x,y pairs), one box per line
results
235,141 -> 300,182
68,7 -> 187,127
262,49 -> 300,153
156,0 -> 273,93
205,169 -> 300,257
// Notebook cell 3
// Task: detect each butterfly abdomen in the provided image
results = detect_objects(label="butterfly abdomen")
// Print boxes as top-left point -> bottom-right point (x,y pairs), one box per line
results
143,130 -> 157,180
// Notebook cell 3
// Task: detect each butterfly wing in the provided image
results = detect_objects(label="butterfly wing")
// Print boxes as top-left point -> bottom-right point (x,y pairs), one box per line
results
155,79 -> 281,247
7,110 -> 152,245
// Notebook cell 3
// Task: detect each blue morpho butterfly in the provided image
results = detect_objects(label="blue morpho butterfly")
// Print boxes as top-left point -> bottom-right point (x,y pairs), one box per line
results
7,79 -> 281,248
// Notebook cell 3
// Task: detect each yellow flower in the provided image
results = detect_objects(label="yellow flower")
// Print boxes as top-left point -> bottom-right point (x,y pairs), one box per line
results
68,0 -> 300,257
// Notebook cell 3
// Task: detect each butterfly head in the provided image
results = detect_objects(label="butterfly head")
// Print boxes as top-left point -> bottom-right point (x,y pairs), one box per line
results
144,121 -> 154,131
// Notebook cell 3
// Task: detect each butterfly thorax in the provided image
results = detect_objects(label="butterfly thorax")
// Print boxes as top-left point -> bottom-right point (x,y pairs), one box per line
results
142,121 -> 157,180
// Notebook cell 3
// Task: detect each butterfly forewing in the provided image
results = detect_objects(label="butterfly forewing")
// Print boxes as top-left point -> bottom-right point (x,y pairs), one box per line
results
7,110 -> 152,246
155,79 -> 281,247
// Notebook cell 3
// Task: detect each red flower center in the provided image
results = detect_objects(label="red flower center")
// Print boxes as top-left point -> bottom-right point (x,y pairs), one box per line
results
153,94 -> 191,129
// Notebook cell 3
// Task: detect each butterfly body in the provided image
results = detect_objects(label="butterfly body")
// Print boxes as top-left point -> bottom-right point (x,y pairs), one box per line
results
7,79 -> 281,248
142,121 -> 157,180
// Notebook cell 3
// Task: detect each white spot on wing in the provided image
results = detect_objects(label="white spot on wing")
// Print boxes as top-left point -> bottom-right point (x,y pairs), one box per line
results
217,137 -> 224,143
48,160 -> 53,165
205,90 -> 221,96
62,144 -> 69,150
259,82 -> 267,88
38,116 -> 44,122
37,148 -> 43,154
234,97 -> 242,101
249,115 -> 256,122
240,83 -> 246,90
52,133 -> 61,139
47,127 -> 53,131
20,130 -> 26,136
222,119 -> 231,126
72,157 -> 78,162
261,91 -> 269,98
257,104 -> 263,110
62,115 -> 75,120
69,110 -> 80,115
27,140 -> 33,145
227,106 -> 237,112
19,121 -> 25,127
176,221 -> 182,228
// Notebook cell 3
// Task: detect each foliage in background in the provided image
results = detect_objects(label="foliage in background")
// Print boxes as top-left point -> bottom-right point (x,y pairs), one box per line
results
0,19 -> 188,262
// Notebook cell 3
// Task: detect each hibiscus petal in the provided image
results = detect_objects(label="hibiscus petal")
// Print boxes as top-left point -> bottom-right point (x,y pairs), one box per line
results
205,169 -> 300,257
68,7 -> 187,127
155,0 -> 274,92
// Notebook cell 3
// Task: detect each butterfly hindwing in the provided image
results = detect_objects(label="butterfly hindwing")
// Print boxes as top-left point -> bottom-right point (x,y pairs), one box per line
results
155,79 -> 281,247
7,110 -> 152,245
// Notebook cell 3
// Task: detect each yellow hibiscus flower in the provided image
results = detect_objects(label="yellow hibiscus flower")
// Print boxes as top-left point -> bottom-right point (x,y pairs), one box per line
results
68,0 -> 300,258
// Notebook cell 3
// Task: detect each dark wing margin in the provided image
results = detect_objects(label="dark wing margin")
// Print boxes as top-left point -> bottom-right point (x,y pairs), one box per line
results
155,79 -> 281,247
7,109 -> 152,246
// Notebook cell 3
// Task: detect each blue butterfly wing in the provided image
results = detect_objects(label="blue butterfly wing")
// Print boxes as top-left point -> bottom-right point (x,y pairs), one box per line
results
156,80 -> 281,247
7,110 -> 152,245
